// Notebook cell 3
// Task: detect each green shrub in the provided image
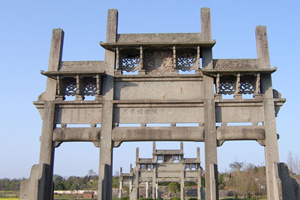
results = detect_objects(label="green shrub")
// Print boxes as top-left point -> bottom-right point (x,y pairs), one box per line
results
171,197 -> 181,200
234,193 -> 238,199
120,196 -> 130,200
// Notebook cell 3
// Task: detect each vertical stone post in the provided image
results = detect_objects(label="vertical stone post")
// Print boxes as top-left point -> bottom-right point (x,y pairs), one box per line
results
155,182 -> 159,199
146,182 -> 149,198
119,180 -> 123,199
201,8 -> 212,41
180,141 -> 183,152
40,28 -> 64,164
119,167 -> 123,199
20,28 -> 64,200
136,147 -> 140,163
135,147 -> 140,199
98,9 -> 118,200
152,166 -> 156,199
202,8 -> 218,199
256,26 -> 282,200
181,165 -> 185,200
197,147 -> 202,200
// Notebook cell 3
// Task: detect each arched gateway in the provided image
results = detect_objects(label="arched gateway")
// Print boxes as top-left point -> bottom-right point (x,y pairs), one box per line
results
20,8 -> 287,200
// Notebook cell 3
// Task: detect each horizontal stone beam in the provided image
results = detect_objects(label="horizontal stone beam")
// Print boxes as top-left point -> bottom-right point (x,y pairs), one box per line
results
112,127 -> 204,142
53,128 -> 101,142
217,126 -> 265,146
52,126 -> 267,145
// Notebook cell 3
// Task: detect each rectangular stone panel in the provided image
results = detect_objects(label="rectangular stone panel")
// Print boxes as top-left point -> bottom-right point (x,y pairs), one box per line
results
55,106 -> 102,124
213,59 -> 258,70
157,164 -> 183,171
114,76 -> 203,101
113,104 -> 203,124
139,171 -> 153,178
185,171 -> 199,178
117,33 -> 202,44
157,172 -> 181,178
215,101 -> 263,123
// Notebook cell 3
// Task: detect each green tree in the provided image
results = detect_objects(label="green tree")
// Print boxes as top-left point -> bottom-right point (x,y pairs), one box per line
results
169,182 -> 180,197
53,174 -> 66,190
229,161 -> 244,172
87,169 -> 97,177
112,176 -> 119,188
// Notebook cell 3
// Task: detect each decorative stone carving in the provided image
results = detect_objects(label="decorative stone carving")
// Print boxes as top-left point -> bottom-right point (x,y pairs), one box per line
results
63,78 -> 77,96
240,76 -> 255,94
177,51 -> 196,71
121,55 -> 140,72
83,77 -> 97,96
144,51 -> 174,74
219,76 -> 236,95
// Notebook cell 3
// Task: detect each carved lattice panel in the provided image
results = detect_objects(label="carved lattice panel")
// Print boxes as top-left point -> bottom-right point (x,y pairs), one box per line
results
177,51 -> 196,71
219,76 -> 236,95
144,51 -> 174,74
63,78 -> 77,96
121,55 -> 140,72
140,164 -> 146,169
185,164 -> 190,170
83,77 -> 97,96
157,155 -> 163,162
240,76 -> 255,94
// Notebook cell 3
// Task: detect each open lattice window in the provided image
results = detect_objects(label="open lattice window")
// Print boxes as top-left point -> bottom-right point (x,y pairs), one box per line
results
177,49 -> 197,71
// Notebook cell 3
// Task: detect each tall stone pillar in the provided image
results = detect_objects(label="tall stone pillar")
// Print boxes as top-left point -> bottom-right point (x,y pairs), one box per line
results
152,167 -> 156,199
180,166 -> 185,200
146,182 -> 149,198
119,167 -> 123,199
202,8 -> 218,200
20,28 -> 64,200
119,180 -> 123,199
135,177 -> 139,200
155,182 -> 158,199
197,147 -> 202,200
135,148 -> 140,199
98,9 -> 118,200
256,26 -> 282,200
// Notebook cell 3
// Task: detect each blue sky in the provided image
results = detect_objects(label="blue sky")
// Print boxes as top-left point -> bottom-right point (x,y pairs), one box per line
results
0,0 -> 299,179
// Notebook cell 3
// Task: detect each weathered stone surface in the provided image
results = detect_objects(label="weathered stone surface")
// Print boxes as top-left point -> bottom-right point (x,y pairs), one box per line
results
119,143 -> 203,200
59,61 -> 106,72
21,7 -> 287,200
213,59 -> 258,70
278,163 -> 300,200
117,33 -> 203,44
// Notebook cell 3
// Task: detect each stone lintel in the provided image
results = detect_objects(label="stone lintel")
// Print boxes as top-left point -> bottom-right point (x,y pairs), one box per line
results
114,74 -> 203,82
113,100 -> 203,107
59,61 -> 106,72
217,126 -> 265,141
100,40 -> 216,51
34,101 -> 103,108
117,33 -> 202,43
203,66 -> 277,76
215,99 -> 263,107
213,59 -> 258,70
53,128 -> 101,142
40,70 -> 106,79
153,150 -> 183,155
112,127 -> 204,142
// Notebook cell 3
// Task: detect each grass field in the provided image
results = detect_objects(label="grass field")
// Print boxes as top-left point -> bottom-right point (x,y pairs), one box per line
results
0,198 -> 19,200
